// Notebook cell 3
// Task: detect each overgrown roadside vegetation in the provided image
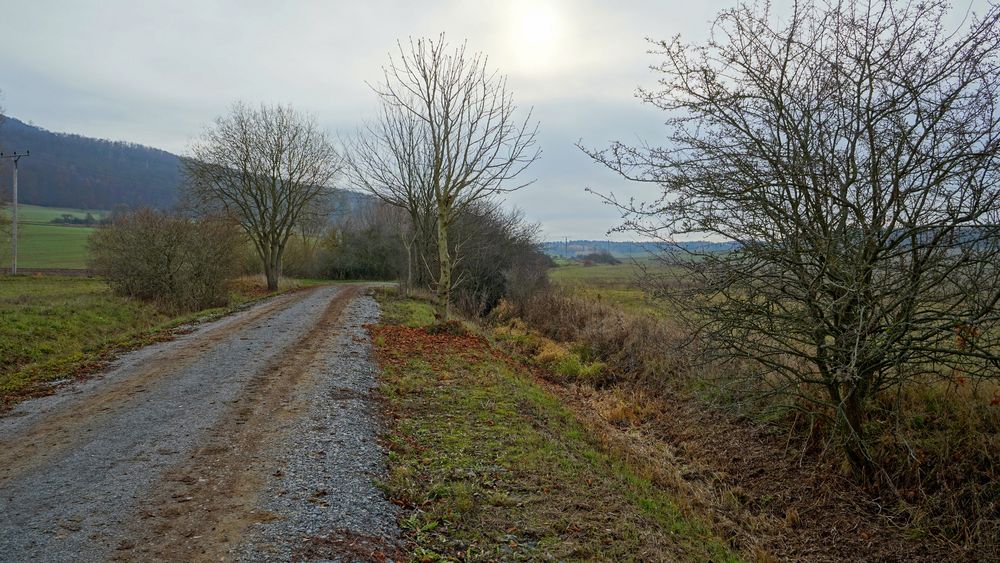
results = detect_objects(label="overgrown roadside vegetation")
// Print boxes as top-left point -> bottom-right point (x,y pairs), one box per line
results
500,262 -> 998,559
369,290 -> 739,562
0,274 -> 322,409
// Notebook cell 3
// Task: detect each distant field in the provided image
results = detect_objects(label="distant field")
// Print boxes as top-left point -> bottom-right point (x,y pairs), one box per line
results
548,260 -> 673,316
14,204 -> 106,224
549,262 -> 646,288
2,204 -> 101,269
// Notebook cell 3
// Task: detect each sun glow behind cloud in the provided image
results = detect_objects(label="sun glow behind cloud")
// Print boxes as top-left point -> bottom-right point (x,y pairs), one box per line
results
0,0 -> 743,239
508,0 -> 566,73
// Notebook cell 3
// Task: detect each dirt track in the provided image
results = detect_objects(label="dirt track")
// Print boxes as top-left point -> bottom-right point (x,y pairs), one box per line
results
0,285 -> 398,562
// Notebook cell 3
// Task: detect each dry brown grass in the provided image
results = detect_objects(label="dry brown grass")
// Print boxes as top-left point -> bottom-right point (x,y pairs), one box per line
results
533,339 -> 568,364
503,292 -> 688,385
592,387 -> 666,428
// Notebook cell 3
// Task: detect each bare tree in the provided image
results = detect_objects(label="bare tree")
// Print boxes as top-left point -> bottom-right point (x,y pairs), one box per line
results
585,0 -> 1000,475
185,102 -> 341,290
352,35 -> 540,319
346,102 -> 436,294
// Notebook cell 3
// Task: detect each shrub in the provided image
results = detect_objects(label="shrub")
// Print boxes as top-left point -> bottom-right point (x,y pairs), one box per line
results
450,205 -> 552,318
281,235 -> 329,279
576,252 -> 620,265
514,291 -> 687,387
89,209 -> 241,312
322,207 -> 405,281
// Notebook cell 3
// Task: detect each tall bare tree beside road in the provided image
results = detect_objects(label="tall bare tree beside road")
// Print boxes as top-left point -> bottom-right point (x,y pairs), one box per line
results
185,102 -> 341,290
347,103 -> 436,294
350,36 -> 540,320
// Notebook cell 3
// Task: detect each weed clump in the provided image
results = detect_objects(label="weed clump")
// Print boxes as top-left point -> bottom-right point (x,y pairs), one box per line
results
501,294 -> 686,387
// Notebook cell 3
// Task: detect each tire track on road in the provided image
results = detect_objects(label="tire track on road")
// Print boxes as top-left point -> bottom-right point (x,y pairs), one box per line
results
120,285 -> 364,561
0,288 -> 315,485
0,285 -> 356,562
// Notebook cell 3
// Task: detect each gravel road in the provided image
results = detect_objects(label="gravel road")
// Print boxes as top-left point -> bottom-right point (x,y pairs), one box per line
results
0,285 -> 399,562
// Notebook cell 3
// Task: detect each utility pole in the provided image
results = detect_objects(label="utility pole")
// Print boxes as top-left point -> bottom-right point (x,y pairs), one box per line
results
1,150 -> 30,275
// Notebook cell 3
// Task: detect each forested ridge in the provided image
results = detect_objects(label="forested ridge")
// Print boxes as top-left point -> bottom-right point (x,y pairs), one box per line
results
0,117 -> 181,209
0,116 -> 370,214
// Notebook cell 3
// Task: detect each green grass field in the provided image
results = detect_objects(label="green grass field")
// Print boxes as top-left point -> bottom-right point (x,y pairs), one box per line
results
13,223 -> 94,268
1,205 -> 102,269
548,260 -> 673,316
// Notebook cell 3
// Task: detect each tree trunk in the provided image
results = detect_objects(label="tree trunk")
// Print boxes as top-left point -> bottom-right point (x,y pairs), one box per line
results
262,244 -> 280,291
839,384 -> 874,479
402,234 -> 414,297
264,261 -> 278,291
435,207 -> 451,321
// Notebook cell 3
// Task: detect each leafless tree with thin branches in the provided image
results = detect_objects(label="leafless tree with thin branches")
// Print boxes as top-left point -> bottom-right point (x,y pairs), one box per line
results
347,102 -> 436,294
184,102 -> 341,290
350,35 -> 540,319
584,0 -> 1000,475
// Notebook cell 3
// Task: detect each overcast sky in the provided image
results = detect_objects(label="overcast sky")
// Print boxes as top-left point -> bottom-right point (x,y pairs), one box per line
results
0,0 -> 989,239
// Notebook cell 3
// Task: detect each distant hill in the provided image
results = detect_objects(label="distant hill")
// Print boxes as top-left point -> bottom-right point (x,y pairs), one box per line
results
0,116 -> 370,215
542,240 -> 738,258
0,117 -> 181,209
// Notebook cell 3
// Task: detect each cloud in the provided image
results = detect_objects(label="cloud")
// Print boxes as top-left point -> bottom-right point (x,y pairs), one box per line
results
1,0 -> 990,239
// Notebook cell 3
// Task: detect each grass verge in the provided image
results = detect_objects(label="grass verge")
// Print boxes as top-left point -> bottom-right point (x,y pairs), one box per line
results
368,291 -> 739,562
0,274 -> 316,408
